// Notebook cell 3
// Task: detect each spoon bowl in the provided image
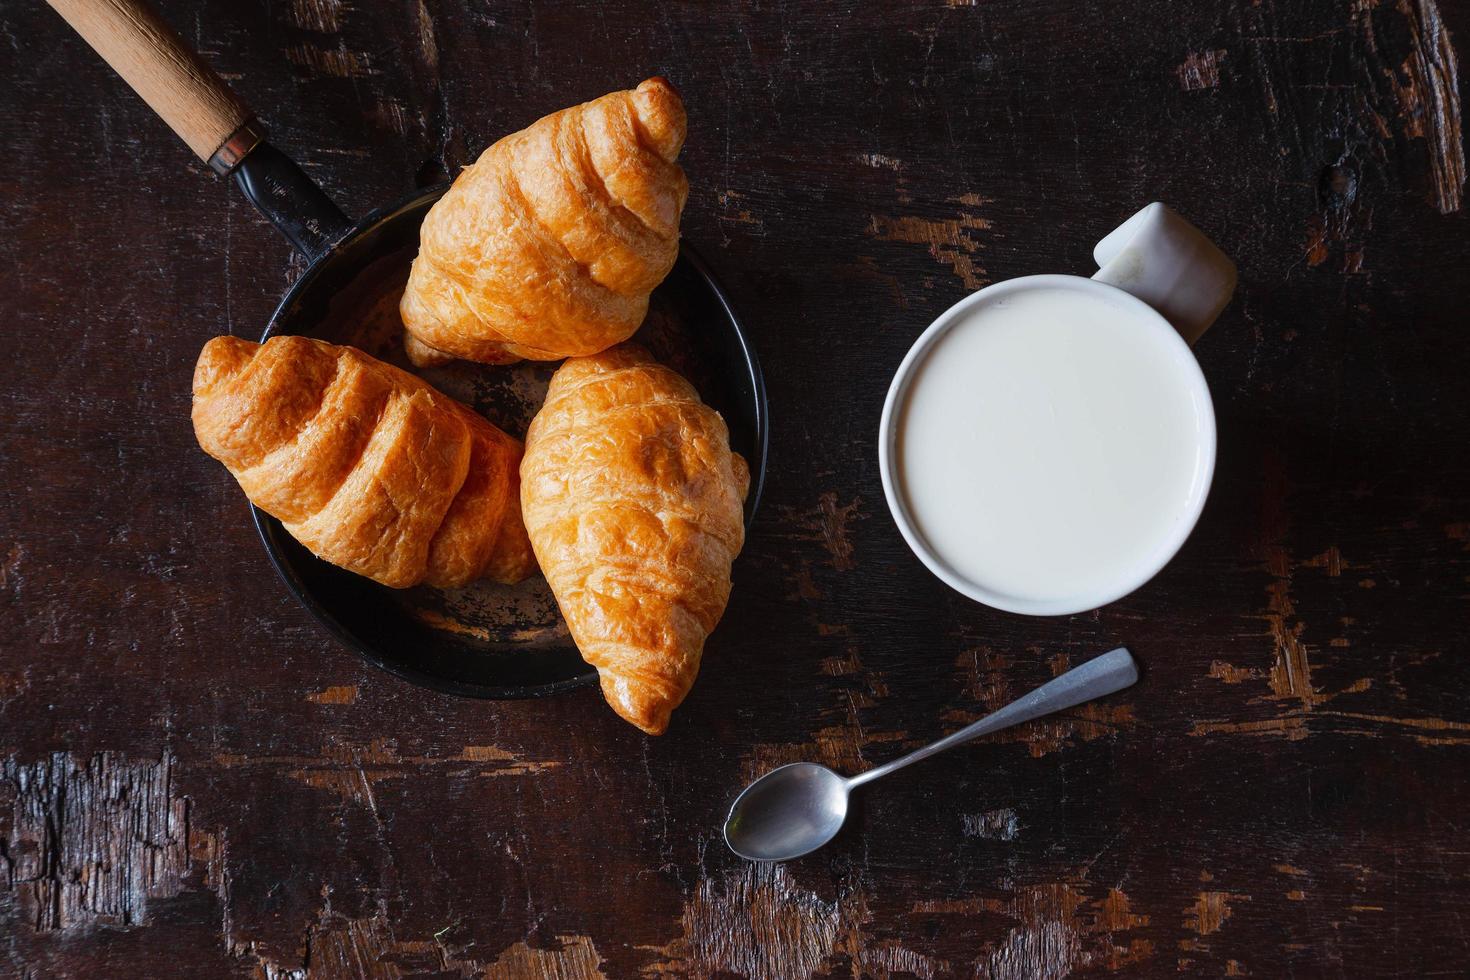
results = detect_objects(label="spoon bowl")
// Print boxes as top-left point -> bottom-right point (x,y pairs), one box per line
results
724,763 -> 850,861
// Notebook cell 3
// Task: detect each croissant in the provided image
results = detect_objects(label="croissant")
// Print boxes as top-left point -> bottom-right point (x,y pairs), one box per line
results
192,335 -> 535,589
520,346 -> 748,734
400,77 -> 689,367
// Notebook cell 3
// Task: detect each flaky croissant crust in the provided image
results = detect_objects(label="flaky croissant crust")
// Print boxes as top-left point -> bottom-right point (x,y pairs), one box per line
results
400,77 -> 689,366
520,346 -> 748,734
192,335 -> 534,589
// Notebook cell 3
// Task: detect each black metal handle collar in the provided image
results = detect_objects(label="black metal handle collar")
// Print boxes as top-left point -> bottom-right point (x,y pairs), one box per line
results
229,137 -> 355,262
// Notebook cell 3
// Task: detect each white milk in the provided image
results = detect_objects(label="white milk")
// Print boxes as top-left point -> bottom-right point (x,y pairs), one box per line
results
893,285 -> 1211,606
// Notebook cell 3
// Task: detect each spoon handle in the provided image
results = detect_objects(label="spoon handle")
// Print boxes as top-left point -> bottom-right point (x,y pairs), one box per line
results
845,647 -> 1139,789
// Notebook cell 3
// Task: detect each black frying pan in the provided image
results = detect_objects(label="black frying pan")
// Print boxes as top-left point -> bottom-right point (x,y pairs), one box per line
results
48,0 -> 768,698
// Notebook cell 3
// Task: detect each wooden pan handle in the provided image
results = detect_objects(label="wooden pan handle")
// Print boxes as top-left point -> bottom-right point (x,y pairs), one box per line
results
46,0 -> 259,171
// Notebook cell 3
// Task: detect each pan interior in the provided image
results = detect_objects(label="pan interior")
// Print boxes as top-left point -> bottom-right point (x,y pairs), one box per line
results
254,187 -> 765,698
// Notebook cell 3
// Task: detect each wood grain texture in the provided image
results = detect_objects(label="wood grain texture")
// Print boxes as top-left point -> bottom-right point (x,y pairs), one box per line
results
2,0 -> 1468,976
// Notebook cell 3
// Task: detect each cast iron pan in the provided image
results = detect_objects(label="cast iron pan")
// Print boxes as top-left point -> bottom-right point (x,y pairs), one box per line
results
50,0 -> 768,698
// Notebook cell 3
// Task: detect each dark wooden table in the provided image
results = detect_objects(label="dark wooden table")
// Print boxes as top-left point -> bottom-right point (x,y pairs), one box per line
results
4,1 -> 1468,976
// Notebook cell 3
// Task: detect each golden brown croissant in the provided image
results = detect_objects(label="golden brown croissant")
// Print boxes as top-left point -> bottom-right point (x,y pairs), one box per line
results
400,77 -> 689,367
192,335 -> 535,589
520,346 -> 748,734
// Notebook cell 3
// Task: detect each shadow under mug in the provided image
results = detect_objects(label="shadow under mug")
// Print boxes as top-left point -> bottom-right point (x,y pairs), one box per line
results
878,203 -> 1237,616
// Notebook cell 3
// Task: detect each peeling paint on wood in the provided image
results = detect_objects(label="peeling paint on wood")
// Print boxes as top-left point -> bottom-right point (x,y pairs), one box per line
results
1096,888 -> 1149,934
484,935 -> 607,979
372,99 -> 414,137
212,740 -> 558,806
717,190 -> 767,239
651,864 -> 951,979
1,751 -> 189,930
246,909 -> 602,978
973,884 -> 1086,979
745,719 -> 879,781
302,914 -> 404,980
859,153 -> 905,170
776,492 -> 865,571
962,808 -> 1020,840
653,864 -> 854,979
287,0 -> 345,34
918,882 -> 1155,976
306,685 -> 358,705
857,943 -> 949,979
1386,0 -> 1464,212
1208,661 -> 1262,684
1253,449 -> 1320,709
1256,0 -> 1466,275
979,918 -> 1079,980
1186,890 -> 1248,936
1177,49 -> 1227,90
955,647 -> 1015,711
285,43 -> 375,78
867,198 -> 992,291
415,0 -> 440,73
942,699 -> 1136,757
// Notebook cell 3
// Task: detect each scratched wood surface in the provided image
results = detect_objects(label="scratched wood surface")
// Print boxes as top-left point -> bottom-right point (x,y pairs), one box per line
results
2,0 -> 1467,977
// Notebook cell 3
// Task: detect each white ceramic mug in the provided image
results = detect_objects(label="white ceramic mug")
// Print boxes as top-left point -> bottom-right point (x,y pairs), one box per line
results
878,204 -> 1236,616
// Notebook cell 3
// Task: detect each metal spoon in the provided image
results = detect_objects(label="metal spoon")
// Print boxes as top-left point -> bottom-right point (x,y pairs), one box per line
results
724,647 -> 1139,861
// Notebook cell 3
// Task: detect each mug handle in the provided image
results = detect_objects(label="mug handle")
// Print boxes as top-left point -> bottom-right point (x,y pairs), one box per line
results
1092,203 -> 1237,346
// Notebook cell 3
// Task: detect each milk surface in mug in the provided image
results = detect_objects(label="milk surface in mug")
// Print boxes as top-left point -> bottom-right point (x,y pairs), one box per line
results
894,285 -> 1211,606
